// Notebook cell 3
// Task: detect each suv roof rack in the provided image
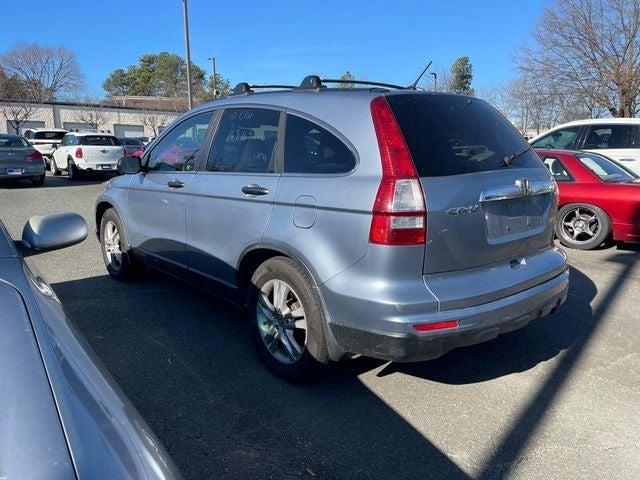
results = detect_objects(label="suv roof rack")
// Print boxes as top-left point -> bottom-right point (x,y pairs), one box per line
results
298,75 -> 408,91
232,82 -> 298,95
231,76 -> 409,96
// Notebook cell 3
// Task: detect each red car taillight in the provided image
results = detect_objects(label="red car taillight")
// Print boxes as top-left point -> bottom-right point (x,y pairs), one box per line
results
75,147 -> 83,158
25,150 -> 43,163
369,96 -> 426,246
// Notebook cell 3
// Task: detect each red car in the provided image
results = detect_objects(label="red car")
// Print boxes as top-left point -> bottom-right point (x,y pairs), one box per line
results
536,148 -> 640,249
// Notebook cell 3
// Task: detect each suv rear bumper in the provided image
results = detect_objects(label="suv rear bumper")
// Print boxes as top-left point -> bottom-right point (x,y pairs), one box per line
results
322,261 -> 569,362
75,161 -> 118,172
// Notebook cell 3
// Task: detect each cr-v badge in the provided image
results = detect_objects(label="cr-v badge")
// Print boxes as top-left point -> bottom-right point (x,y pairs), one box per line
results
446,205 -> 480,215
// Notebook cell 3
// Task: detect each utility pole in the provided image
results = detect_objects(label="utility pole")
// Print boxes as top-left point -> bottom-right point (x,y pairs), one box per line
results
430,72 -> 438,92
207,56 -> 217,99
182,0 -> 193,109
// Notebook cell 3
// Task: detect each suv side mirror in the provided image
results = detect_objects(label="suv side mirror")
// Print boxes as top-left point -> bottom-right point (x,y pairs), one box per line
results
118,155 -> 142,175
21,213 -> 88,254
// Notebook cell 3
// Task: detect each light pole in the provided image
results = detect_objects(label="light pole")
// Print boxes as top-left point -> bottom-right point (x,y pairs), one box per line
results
182,0 -> 193,109
207,56 -> 217,99
430,72 -> 438,92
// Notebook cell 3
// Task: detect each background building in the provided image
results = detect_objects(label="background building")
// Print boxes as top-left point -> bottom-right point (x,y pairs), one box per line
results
0,99 -> 179,137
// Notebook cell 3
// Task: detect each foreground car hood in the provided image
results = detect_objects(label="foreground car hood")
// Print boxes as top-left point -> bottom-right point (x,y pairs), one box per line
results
0,274 -> 75,479
0,251 -> 181,479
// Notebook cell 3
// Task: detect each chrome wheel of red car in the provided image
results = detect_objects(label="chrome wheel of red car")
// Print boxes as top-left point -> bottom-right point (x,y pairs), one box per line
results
556,203 -> 610,250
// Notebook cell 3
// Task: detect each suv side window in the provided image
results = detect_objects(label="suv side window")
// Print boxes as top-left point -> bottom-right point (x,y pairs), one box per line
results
284,114 -> 355,174
531,127 -> 580,150
206,108 -> 280,173
542,157 -> 572,182
66,135 -> 78,146
146,111 -> 214,172
583,124 -> 638,149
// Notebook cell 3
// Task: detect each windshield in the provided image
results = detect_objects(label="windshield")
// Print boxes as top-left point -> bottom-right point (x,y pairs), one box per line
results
0,135 -> 29,148
81,136 -> 118,146
577,152 -> 636,182
387,94 -> 541,176
34,131 -> 66,141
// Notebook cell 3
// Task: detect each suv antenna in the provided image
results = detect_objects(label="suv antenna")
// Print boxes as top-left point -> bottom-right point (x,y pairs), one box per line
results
409,60 -> 433,90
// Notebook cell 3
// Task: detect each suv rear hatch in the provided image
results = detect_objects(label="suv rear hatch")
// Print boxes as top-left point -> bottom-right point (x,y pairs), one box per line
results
386,93 -> 563,309
80,135 -> 123,164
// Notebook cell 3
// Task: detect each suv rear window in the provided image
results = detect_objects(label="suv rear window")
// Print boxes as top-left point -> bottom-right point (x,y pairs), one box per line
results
33,131 -> 66,141
81,136 -> 117,146
386,94 -> 541,177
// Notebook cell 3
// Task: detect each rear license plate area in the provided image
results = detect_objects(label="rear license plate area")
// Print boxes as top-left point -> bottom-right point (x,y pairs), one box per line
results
484,196 -> 547,240
100,164 -> 112,170
5,168 -> 23,175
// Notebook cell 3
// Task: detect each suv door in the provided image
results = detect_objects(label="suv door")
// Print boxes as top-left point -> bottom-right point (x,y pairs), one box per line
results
186,107 -> 282,290
580,124 -> 640,174
126,110 -> 214,278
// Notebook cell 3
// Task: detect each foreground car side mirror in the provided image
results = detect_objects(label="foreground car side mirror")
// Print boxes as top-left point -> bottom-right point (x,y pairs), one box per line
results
118,155 -> 142,175
21,213 -> 88,253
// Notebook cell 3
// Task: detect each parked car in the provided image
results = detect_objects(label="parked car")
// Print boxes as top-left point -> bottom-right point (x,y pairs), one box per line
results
51,130 -> 125,180
137,136 -> 152,145
0,134 -> 46,186
536,148 -> 640,249
530,118 -> 640,175
23,128 -> 67,168
96,77 -> 569,380
0,213 -> 181,479
119,137 -> 146,156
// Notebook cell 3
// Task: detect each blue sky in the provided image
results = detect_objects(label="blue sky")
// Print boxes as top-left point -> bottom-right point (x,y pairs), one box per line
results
1,0 -> 545,96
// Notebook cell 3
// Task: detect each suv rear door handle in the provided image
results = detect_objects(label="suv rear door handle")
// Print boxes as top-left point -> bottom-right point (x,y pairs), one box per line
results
167,179 -> 185,189
242,184 -> 270,196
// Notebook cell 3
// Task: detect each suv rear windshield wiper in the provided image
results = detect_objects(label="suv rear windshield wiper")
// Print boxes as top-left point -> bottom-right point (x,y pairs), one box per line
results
501,146 -> 531,168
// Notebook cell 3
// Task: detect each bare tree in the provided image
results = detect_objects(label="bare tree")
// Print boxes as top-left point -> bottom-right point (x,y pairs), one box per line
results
70,95 -> 108,129
1,68 -> 35,133
517,0 -> 640,118
1,100 -> 35,134
137,112 -> 169,136
0,43 -> 84,101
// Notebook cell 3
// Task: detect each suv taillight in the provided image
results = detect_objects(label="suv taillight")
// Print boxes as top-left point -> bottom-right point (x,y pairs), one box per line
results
75,147 -> 83,158
369,96 -> 426,245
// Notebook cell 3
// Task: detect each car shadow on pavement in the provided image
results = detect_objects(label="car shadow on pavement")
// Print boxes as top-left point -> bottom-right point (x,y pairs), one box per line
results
51,256 -> 632,480
52,272 -> 471,480
0,175 -> 110,189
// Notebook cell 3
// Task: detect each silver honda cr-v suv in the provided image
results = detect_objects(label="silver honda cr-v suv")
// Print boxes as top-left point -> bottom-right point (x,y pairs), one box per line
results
96,76 -> 569,380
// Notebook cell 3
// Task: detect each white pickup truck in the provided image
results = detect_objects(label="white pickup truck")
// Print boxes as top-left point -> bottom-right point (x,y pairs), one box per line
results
23,128 -> 67,168
51,131 -> 125,180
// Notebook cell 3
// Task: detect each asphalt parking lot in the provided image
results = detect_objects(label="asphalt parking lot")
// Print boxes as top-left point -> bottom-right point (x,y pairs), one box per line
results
1,173 -> 639,480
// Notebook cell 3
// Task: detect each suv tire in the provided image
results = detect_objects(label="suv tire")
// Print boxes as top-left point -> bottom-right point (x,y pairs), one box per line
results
248,256 -> 329,381
555,203 -> 610,250
100,208 -> 142,280
51,158 -> 61,176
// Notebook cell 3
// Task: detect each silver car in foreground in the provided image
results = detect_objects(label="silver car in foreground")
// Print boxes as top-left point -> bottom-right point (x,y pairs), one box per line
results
96,76 -> 569,380
0,213 -> 180,479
